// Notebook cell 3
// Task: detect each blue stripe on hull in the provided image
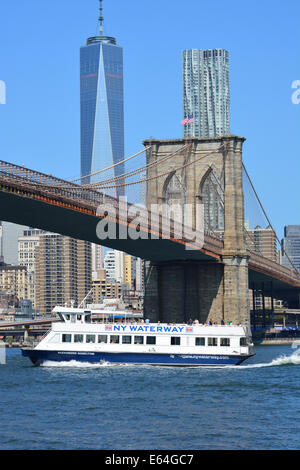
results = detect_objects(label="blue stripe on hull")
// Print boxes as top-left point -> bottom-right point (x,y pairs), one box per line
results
21,349 -> 251,367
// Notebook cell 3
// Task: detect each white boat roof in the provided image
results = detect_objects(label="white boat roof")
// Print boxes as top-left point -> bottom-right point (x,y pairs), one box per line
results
52,306 -> 142,317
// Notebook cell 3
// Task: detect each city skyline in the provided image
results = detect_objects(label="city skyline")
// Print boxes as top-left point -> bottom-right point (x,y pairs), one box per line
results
0,0 -> 299,239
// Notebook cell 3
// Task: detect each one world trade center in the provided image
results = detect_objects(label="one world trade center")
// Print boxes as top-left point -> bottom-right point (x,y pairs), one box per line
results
80,1 -> 125,197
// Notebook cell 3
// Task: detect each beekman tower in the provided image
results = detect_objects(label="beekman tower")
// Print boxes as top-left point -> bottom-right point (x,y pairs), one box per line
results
80,1 -> 125,196
182,49 -> 230,138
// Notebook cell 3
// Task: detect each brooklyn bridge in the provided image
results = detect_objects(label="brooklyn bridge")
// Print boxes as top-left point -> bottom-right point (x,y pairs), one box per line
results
0,135 -> 299,325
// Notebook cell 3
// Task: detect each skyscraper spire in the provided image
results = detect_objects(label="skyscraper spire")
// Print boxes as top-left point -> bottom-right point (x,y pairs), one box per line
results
99,0 -> 104,37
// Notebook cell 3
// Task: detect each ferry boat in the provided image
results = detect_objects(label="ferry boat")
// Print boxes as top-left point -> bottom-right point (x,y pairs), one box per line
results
21,307 -> 255,367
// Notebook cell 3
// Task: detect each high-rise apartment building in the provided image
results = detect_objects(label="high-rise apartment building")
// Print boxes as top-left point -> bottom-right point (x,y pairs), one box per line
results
182,49 -> 230,137
80,1 -> 124,195
282,225 -> 300,272
34,234 -> 92,315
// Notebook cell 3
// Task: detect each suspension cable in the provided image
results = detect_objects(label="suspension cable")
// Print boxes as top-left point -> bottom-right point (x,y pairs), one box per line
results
84,144 -> 191,188
242,163 -> 299,273
70,147 -> 150,183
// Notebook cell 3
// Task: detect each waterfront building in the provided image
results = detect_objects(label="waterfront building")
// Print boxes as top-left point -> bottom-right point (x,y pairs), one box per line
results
34,234 -> 92,315
80,0 -> 124,195
182,49 -> 230,137
0,264 -> 28,301
18,229 -> 46,306
282,225 -> 300,272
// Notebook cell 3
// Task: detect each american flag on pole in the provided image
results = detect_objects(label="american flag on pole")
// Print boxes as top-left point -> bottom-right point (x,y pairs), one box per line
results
181,114 -> 194,125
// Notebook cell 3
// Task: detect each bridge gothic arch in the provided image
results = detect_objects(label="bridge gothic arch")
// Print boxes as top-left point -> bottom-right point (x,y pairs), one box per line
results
162,171 -> 186,224
199,166 -> 224,235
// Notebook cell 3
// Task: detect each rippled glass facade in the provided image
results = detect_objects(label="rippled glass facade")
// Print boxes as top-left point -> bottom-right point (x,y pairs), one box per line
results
182,49 -> 230,138
80,38 -> 124,197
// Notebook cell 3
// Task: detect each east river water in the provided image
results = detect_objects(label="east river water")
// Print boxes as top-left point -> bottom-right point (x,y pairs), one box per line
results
0,345 -> 300,450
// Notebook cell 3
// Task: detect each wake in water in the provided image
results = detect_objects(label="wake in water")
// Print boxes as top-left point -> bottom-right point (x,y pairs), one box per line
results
40,349 -> 300,369
227,348 -> 300,370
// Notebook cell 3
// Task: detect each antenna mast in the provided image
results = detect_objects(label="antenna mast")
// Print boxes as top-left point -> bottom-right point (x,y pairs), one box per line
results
99,0 -> 104,37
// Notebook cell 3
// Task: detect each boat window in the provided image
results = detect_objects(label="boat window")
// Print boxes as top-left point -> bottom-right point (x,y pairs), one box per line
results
110,335 -> 120,344
98,335 -> 107,344
86,334 -> 96,343
146,336 -> 156,345
171,337 -> 180,346
65,315 -> 70,321
122,336 -> 132,344
85,315 -> 92,323
74,334 -> 84,343
208,337 -> 218,346
240,337 -> 247,346
220,338 -> 230,347
134,336 -> 144,345
77,315 -> 82,321
49,334 -> 60,344
195,337 -> 205,346
62,334 -> 72,343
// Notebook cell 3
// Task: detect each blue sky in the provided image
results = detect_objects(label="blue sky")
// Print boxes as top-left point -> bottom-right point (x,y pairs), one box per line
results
0,0 -> 299,238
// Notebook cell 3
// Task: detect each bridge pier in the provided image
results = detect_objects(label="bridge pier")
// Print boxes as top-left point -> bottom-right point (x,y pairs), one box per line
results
144,259 -> 249,325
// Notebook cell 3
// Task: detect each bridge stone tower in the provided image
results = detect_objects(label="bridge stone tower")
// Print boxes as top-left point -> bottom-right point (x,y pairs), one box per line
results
142,135 -> 250,325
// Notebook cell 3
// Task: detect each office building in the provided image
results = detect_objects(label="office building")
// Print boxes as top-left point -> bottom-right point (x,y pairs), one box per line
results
247,225 -> 279,263
80,1 -> 124,195
282,225 -> 300,272
182,49 -> 230,137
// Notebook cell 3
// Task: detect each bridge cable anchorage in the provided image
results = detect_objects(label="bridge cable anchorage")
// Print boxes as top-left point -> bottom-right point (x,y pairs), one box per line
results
242,163 -> 299,273
88,145 -> 225,190
83,143 -> 192,188
70,147 -> 151,183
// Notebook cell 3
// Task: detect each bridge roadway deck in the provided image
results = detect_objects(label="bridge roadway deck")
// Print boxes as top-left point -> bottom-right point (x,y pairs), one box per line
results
0,160 -> 299,300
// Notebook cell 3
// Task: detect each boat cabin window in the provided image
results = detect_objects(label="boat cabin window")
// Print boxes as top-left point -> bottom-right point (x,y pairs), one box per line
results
98,335 -> 107,344
146,336 -> 156,345
86,334 -> 96,343
65,315 -> 70,321
240,337 -> 247,346
85,314 -> 92,324
62,334 -> 72,343
110,335 -> 120,344
77,315 -> 82,321
220,338 -> 230,347
195,337 -> 205,346
49,334 -> 60,344
171,337 -> 180,346
122,336 -> 132,344
134,336 -> 144,345
208,337 -> 218,347
74,334 -> 84,343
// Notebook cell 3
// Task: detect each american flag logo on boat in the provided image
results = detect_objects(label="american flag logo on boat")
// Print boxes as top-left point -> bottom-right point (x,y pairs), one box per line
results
105,325 -> 112,331
185,327 -> 193,332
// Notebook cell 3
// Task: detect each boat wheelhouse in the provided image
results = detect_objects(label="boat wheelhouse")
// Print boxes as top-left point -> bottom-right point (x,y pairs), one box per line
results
21,307 -> 255,367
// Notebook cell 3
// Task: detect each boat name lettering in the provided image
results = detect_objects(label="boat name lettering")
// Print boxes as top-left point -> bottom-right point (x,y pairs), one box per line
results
110,325 -> 185,333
